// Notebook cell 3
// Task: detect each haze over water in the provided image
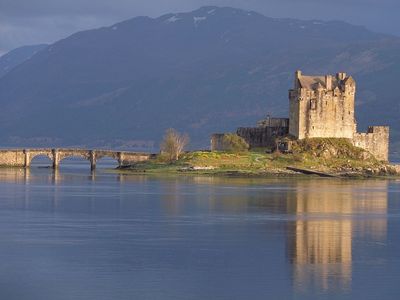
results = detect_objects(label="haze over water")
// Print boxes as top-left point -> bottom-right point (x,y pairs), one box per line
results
0,163 -> 399,299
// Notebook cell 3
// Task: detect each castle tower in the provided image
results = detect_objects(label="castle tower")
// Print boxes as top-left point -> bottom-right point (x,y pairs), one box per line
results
289,70 -> 357,139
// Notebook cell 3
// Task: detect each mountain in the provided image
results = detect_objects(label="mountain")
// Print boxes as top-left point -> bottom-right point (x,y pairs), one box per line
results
0,6 -> 399,154
0,44 -> 48,78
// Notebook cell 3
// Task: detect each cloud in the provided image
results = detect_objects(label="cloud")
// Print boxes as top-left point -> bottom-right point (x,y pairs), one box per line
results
0,0 -> 399,55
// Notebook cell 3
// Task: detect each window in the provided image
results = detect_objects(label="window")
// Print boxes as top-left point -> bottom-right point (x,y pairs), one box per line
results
310,99 -> 317,110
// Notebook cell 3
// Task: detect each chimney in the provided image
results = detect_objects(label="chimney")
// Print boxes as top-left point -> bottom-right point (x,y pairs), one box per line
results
295,70 -> 302,89
337,72 -> 347,80
325,75 -> 332,90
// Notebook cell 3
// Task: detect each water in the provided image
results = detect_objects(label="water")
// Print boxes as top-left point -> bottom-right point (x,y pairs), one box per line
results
0,162 -> 399,300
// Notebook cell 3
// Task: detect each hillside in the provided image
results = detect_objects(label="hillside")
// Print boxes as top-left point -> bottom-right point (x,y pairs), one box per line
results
0,44 -> 48,78
0,6 -> 399,154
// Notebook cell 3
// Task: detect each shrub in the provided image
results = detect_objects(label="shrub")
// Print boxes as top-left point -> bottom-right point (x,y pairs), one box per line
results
291,138 -> 371,160
221,134 -> 249,153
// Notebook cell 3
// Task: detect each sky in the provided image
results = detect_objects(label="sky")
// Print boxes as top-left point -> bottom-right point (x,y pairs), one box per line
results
0,0 -> 399,56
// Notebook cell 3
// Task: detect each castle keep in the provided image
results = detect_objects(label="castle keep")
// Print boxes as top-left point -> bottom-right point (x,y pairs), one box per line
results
211,71 -> 389,161
289,71 -> 356,139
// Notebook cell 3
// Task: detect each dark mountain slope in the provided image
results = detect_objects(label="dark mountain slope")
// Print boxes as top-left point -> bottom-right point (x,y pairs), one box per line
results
0,44 -> 48,78
0,6 -> 399,153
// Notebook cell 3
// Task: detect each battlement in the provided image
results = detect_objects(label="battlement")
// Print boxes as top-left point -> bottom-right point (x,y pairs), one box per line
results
257,117 -> 289,128
294,70 -> 354,92
353,126 -> 389,161
367,126 -> 389,134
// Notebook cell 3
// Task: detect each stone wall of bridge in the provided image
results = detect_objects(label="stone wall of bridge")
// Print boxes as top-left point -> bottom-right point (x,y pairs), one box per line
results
0,150 -> 26,167
0,149 -> 155,169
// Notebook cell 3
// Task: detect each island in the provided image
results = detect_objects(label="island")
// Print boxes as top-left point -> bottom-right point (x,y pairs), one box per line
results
120,71 -> 399,178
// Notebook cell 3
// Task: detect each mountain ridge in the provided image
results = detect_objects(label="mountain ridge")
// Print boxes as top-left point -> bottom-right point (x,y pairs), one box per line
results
0,6 -> 399,154
0,44 -> 48,78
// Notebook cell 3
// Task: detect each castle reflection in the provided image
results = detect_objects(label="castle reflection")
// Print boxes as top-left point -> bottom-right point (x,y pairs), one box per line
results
165,177 -> 389,292
286,181 -> 388,292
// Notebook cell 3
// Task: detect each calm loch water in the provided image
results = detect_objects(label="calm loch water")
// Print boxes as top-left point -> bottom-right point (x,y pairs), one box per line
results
0,164 -> 399,299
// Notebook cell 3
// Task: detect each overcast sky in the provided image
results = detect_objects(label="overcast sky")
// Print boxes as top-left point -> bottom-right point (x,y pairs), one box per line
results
0,0 -> 399,56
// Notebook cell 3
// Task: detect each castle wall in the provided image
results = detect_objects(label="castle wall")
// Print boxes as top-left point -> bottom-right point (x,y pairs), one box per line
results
237,125 -> 289,149
293,89 -> 355,139
258,117 -> 289,128
353,126 -> 389,161
210,134 -> 226,151
289,72 -> 356,140
289,90 -> 300,138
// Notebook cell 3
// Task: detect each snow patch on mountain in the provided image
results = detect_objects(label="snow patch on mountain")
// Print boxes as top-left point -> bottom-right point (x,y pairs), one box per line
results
166,15 -> 180,23
194,16 -> 207,26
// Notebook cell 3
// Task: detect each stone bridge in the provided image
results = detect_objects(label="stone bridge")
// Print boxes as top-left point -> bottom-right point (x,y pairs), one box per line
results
0,149 -> 155,170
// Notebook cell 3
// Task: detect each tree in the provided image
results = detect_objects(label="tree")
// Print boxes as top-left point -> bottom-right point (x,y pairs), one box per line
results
160,128 -> 189,161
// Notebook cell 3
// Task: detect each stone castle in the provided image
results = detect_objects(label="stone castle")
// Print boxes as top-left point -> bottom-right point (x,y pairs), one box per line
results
212,71 -> 389,161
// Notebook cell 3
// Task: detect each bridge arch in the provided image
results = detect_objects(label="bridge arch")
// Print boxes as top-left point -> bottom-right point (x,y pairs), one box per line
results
25,150 -> 55,168
58,153 -> 90,162
55,150 -> 94,170
29,154 -> 54,167
17,149 -> 152,170
94,154 -> 120,168
57,155 -> 91,168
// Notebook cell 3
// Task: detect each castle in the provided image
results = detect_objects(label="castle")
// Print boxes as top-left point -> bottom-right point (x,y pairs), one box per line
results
212,71 -> 389,161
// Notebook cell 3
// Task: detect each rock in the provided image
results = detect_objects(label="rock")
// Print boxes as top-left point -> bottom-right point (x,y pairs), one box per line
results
192,166 -> 215,170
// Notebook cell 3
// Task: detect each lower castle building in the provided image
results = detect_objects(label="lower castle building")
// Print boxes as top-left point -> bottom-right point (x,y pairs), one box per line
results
211,70 -> 389,161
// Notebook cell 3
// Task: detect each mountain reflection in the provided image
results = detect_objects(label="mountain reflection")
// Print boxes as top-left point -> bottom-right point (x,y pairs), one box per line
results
286,181 -> 388,292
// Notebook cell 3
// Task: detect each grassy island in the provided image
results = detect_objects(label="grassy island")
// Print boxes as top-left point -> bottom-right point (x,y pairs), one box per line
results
119,138 -> 399,178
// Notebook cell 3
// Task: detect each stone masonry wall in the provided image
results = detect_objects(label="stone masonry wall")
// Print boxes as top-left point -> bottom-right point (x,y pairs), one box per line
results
353,126 -> 389,161
0,149 -> 155,168
289,72 -> 356,140
237,126 -> 289,149
210,134 -> 225,151
0,150 -> 25,167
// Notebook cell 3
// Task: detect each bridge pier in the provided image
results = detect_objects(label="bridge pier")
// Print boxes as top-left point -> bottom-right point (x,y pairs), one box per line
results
23,150 -> 30,168
118,152 -> 124,168
89,150 -> 96,171
52,149 -> 60,169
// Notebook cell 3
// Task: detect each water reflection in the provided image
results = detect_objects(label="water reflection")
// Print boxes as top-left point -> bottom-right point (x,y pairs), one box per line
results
0,168 -> 393,298
286,181 -> 388,292
150,177 -> 390,293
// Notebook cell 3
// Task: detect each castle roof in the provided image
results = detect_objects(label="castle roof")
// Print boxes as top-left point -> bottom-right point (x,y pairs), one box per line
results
343,76 -> 355,85
298,75 -> 342,90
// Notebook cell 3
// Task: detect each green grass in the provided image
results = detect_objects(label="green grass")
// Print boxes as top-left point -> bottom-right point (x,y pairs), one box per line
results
121,151 -> 384,177
118,138 -> 394,178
